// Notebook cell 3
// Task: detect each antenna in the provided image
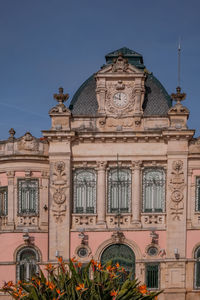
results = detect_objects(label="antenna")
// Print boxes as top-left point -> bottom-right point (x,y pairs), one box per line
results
178,37 -> 181,87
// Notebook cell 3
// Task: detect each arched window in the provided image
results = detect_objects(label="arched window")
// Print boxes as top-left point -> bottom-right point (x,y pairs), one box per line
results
143,168 -> 165,212
16,247 -> 39,281
101,244 -> 135,275
108,168 -> 131,213
195,246 -> 200,288
73,169 -> 96,214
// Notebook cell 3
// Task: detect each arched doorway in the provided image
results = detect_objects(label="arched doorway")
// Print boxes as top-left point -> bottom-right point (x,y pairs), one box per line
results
101,243 -> 135,275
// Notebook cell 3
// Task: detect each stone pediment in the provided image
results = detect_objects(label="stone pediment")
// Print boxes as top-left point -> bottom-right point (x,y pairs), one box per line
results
97,54 -> 143,76
17,132 -> 39,152
189,137 -> 200,153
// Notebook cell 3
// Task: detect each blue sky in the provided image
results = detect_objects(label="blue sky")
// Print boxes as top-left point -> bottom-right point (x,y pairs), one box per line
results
0,0 -> 200,139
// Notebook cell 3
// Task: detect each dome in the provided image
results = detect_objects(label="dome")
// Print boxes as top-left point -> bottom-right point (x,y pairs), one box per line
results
69,47 -> 172,116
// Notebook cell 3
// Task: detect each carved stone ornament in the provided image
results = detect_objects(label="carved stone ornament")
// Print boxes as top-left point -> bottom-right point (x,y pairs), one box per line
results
51,161 -> 68,223
169,160 -> 185,220
111,230 -> 125,243
112,54 -> 128,73
49,87 -> 70,114
18,132 -> 39,152
189,137 -> 200,153
106,81 -> 135,116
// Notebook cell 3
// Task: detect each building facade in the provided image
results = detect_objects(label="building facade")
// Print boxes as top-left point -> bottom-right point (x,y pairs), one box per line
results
0,47 -> 200,299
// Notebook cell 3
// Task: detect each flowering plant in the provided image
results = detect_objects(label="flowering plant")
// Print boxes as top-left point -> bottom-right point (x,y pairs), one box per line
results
1,258 -> 161,299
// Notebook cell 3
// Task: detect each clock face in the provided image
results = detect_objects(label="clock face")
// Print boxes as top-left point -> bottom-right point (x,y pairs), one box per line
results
113,92 -> 128,107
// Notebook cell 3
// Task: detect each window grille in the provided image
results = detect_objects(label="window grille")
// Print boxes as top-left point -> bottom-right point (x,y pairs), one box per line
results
146,263 -> 159,289
108,168 -> 131,213
16,248 -> 39,282
101,243 -> 135,275
73,169 -> 96,214
0,187 -> 8,216
196,178 -> 200,211
18,179 -> 39,215
143,168 -> 165,213
194,247 -> 200,288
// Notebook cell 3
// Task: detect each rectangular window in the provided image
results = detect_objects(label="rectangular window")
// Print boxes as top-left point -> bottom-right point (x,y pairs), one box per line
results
143,168 -> 165,213
108,168 -> 131,214
0,187 -> 8,216
196,178 -> 200,211
146,263 -> 159,289
18,179 -> 39,215
73,169 -> 96,214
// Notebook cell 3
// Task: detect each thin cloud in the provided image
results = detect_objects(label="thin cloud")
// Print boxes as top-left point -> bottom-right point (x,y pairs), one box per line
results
0,101 -> 44,118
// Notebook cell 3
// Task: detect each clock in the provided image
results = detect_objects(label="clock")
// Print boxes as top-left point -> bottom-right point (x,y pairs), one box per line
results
113,92 -> 128,107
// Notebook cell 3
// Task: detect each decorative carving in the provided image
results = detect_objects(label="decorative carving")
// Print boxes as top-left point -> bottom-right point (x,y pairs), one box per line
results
49,87 -> 70,114
112,54 -> 128,73
115,80 -> 125,90
18,132 -> 39,152
97,161 -> 107,170
111,230 -> 125,243
17,216 -> 38,226
51,161 -> 68,223
72,215 -> 96,228
169,160 -> 185,220
189,137 -> 200,153
142,214 -> 165,225
107,215 -> 131,227
8,128 -> 15,140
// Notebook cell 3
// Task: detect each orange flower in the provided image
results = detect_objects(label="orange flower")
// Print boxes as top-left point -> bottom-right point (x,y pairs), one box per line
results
138,284 -> 147,294
56,289 -> 61,294
46,281 -> 56,290
71,257 -> 77,263
106,265 -> 112,272
97,263 -> 103,270
110,289 -> 118,299
91,259 -> 97,266
58,256 -> 63,264
45,263 -> 56,272
77,262 -> 82,268
116,262 -> 120,268
76,283 -> 85,291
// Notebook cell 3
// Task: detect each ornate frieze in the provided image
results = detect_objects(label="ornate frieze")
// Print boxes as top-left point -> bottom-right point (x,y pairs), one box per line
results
169,160 -> 185,220
72,215 -> 97,228
141,214 -> 165,225
17,216 -> 38,227
50,161 -> 68,223
106,215 -> 131,228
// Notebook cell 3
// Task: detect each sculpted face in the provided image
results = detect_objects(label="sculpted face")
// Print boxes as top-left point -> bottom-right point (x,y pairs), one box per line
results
113,92 -> 128,107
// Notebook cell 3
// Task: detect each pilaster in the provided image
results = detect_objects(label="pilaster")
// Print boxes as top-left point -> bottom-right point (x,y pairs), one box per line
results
131,161 -> 142,226
96,161 -> 107,226
6,171 -> 15,229
39,171 -> 49,230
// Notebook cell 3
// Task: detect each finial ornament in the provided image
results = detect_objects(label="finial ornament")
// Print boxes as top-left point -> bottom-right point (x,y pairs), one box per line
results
171,86 -> 186,104
8,128 -> 16,140
53,87 -> 69,105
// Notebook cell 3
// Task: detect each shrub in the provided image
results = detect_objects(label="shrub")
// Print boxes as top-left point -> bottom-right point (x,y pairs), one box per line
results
1,257 -> 161,299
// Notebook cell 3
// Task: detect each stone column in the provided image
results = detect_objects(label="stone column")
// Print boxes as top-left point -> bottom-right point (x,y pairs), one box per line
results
96,161 -> 107,226
7,171 -> 15,229
131,161 -> 142,225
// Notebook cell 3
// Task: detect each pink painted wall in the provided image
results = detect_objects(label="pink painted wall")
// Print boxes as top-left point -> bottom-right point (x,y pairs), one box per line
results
0,173 -> 8,186
70,230 -> 166,259
0,233 -> 48,261
0,233 -> 48,282
187,230 -> 200,258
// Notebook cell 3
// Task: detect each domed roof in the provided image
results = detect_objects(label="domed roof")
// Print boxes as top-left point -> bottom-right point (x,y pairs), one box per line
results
69,47 -> 172,116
